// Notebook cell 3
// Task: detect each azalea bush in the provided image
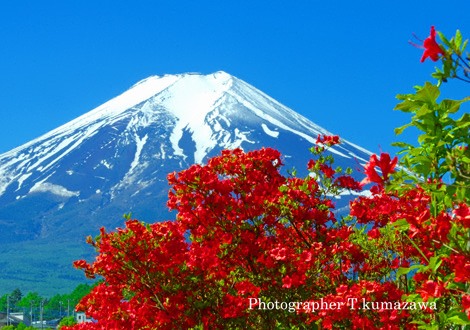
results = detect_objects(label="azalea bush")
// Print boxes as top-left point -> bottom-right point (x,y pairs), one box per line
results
65,27 -> 469,329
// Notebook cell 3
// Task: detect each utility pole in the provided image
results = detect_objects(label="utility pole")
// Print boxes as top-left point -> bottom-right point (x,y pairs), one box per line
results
67,299 -> 70,317
40,300 -> 44,329
30,300 -> 33,326
6,295 -> 9,326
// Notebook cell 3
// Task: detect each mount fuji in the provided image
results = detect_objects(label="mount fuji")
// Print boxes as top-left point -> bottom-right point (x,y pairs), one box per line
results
0,71 -> 372,295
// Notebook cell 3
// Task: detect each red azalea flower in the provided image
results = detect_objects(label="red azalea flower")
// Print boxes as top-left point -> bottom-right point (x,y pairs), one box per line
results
320,163 -> 336,178
417,280 -> 444,301
334,175 -> 362,191
454,203 -> 470,228
448,253 -> 470,283
270,246 -> 288,261
462,295 -> 470,319
367,228 -> 380,240
282,275 -> 292,288
360,153 -> 398,187
420,26 -> 445,62
316,134 -> 340,146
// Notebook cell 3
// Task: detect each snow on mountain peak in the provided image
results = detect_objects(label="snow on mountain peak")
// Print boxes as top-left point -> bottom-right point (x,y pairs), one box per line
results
154,72 -> 233,162
0,72 -> 236,195
0,71 -> 371,200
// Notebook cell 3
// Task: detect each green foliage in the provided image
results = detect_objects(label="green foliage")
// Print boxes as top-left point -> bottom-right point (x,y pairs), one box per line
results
0,294 -> 7,311
0,283 -> 93,328
17,292 -> 42,309
433,29 -> 469,84
16,323 -> 35,330
2,326 -> 16,330
393,82 -> 470,212
40,283 -> 94,318
66,283 -> 94,309
1,324 -> 36,330
9,288 -> 22,307
0,289 -> 23,312
58,316 -> 77,329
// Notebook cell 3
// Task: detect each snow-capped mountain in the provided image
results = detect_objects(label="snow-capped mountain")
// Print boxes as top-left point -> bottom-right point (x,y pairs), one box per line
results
0,71 -> 371,295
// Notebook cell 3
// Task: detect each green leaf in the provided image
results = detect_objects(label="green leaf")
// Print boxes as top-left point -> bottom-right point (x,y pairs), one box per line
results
388,218 -> 410,231
415,105 -> 433,118
396,265 -> 422,278
427,256 -> 443,273
391,141 -> 413,149
462,39 -> 468,52
446,313 -> 470,326
418,133 -> 433,144
395,123 -> 412,136
440,99 -> 463,114
415,82 -> 440,105
437,31 -> 451,47
455,29 -> 463,50
279,185 -> 288,192
456,113 -> 470,127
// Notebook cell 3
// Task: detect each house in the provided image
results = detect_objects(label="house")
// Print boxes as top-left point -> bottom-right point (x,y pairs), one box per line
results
75,311 -> 92,324
0,312 -> 25,327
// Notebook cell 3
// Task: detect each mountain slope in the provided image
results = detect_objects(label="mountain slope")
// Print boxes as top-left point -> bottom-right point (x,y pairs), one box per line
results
0,71 -> 371,295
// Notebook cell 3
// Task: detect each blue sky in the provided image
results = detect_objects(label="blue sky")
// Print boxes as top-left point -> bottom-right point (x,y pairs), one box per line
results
0,1 -> 468,155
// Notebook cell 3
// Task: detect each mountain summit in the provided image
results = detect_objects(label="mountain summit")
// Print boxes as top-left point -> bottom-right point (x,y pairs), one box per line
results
0,71 -> 371,294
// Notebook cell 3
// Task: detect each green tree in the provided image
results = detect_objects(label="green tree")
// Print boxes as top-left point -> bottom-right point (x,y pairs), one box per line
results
10,288 -> 22,304
58,316 -> 77,329
0,293 -> 7,312
66,283 -> 94,310
16,323 -> 35,330
17,292 -> 43,324
2,325 -> 15,330
45,283 -> 94,318
17,292 -> 42,309
4,288 -> 23,312
45,294 -> 65,317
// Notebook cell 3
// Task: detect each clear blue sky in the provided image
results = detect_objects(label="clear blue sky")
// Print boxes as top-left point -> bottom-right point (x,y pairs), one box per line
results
0,1 -> 468,155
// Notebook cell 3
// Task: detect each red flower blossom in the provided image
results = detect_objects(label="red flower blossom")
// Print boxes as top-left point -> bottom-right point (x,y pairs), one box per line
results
316,134 -> 340,146
282,275 -> 292,288
367,228 -> 380,240
360,153 -> 398,187
454,203 -> 470,228
334,175 -> 362,191
320,163 -> 336,178
462,295 -> 470,319
417,280 -> 444,301
270,246 -> 288,261
447,253 -> 470,283
420,26 -> 445,62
